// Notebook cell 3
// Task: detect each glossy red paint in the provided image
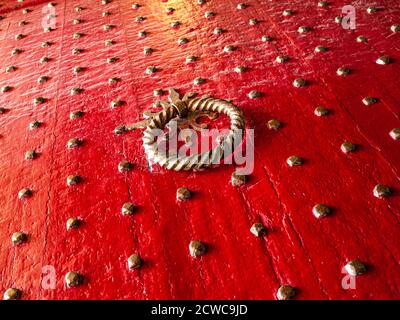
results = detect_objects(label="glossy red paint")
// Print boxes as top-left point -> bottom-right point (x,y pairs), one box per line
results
0,0 -> 400,300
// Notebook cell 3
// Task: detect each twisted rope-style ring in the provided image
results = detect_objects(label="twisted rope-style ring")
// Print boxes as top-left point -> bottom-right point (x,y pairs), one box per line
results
142,97 -> 245,171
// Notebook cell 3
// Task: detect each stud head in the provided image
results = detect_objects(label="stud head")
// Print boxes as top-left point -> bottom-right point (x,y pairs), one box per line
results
103,24 -> 115,31
66,217 -> 81,230
6,65 -> 17,73
73,66 -> 84,74
234,65 -> 246,73
128,254 -> 142,269
171,21 -> 181,28
12,232 -> 28,245
118,160 -> 133,172
177,187 -> 191,201
71,87 -> 83,95
67,138 -> 82,149
373,184 -> 391,198
362,97 -> 378,106
213,27 -> 224,34
204,11 -> 215,18
223,45 -> 236,52
267,119 -> 281,130
40,56 -> 50,63
277,285 -> 296,300
65,271 -> 82,287
67,175 -> 81,186
25,150 -> 37,160
138,30 -> 147,38
1,86 -> 13,93
135,16 -> 145,22
146,66 -> 158,74
18,188 -> 32,199
275,55 -> 289,63
337,67 -> 350,76
298,26 -> 310,33
356,35 -> 368,43
248,90 -> 262,99
314,45 -> 328,53
286,155 -> 303,167
249,18 -> 259,26
3,288 -> 21,300
107,57 -> 119,63
334,16 -> 343,23
33,97 -> 46,105
293,78 -> 306,87
391,24 -> 400,33
122,202 -> 135,215
132,3 -> 141,9
178,37 -> 189,45
73,19 -> 81,25
389,128 -> 400,140
108,77 -> 120,84
344,260 -> 366,276
193,77 -> 206,85
237,3 -> 247,10
314,106 -> 329,116
73,32 -> 83,39
366,7 -> 377,14
376,55 -> 390,65
282,9 -> 294,16
231,172 -> 248,186
186,55 -> 197,63
312,204 -> 330,218
105,39 -> 115,46
30,120 -> 42,129
250,223 -> 267,237
189,240 -> 207,257
143,47 -> 153,55
318,1 -> 329,7
111,99 -> 124,108
261,35 -> 273,42
37,75 -> 49,84
341,141 -> 356,153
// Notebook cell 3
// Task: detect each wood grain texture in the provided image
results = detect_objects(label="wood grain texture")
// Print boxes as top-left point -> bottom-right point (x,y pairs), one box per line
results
0,0 -> 399,300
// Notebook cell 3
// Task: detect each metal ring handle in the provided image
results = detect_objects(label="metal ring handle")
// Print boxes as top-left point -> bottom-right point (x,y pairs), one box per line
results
142,97 -> 245,171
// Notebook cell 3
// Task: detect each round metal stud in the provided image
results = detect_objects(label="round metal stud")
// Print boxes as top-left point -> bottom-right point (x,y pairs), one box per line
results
73,32 -> 83,39
0,107 -> 8,114
122,202 -> 135,215
42,41 -> 52,48
73,18 -> 81,25
314,45 -> 328,53
111,99 -> 124,108
204,11 -> 215,18
248,90 -> 262,99
70,110 -> 83,120
286,155 -> 303,167
166,7 -> 175,14
40,56 -> 50,63
389,128 -> 400,140
132,3 -> 141,9
67,137 -> 82,149
153,89 -> 165,96
102,11 -> 111,17
37,75 -> 49,84
103,24 -> 115,31
107,57 -> 119,64
318,1 -> 329,7
178,37 -> 189,45
15,33 -> 24,40
193,77 -> 206,85
249,18 -> 259,25
12,48 -> 22,56
25,150 -> 37,160
44,27 -> 53,33
223,45 -> 236,52
297,26 -> 310,33
67,175 -> 81,186
234,65 -> 246,73
12,232 -> 27,245
118,160 -> 133,172
3,288 -> 21,300
341,141 -> 356,153
314,106 -> 329,116
276,55 -> 289,63
213,27 -> 224,34
293,78 -> 307,87
135,16 -> 146,22
391,24 -> 400,32
19,21 -> 27,26
250,223 -> 267,237
6,65 -> 17,73
267,119 -> 281,130
66,217 -> 81,230
1,86 -> 13,93
337,67 -> 350,76
128,254 -> 142,269
143,47 -> 153,55
366,7 -> 377,14
231,172 -> 248,186
197,0 -> 206,4
138,30 -> 147,38
356,35 -> 368,43
277,285 -> 296,300
282,9 -> 294,16
312,204 -> 330,218
261,35 -> 273,42
75,6 -> 83,12
334,16 -> 343,24
102,0 -> 111,4
71,87 -> 83,95
108,77 -> 120,85
146,66 -> 158,74
18,187 -> 32,199
237,3 -> 247,10
72,48 -> 83,55
344,260 -> 366,276
65,271 -> 82,288
177,187 -> 191,201
29,120 -> 42,129
105,39 -> 115,46
376,55 -> 390,65
189,240 -> 207,258
73,66 -> 84,74
373,184 -> 391,198
186,55 -> 197,63
362,96 -> 378,106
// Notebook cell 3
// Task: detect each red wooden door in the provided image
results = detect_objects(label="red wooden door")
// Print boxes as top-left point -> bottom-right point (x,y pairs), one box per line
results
1,0 -> 400,300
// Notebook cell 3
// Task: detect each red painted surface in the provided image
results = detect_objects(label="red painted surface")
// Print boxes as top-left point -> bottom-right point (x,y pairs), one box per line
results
0,0 -> 400,300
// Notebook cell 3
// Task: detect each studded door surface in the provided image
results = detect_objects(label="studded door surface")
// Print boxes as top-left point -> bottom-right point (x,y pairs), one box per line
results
1,0 -> 400,300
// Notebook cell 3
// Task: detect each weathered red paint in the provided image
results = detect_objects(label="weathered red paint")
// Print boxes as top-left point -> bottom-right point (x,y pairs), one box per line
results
0,0 -> 400,300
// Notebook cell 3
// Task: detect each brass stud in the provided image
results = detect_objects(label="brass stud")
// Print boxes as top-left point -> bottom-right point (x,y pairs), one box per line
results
178,37 -> 189,45
171,21 -> 181,28
166,7 -> 175,14
312,204 -> 330,218
25,150 -> 37,160
72,48 -> 83,55
19,21 -> 27,26
261,35 -> 273,42
115,125 -> 127,135
356,35 -> 368,43
341,141 -> 356,153
12,232 -> 28,245
105,39 -> 115,46
102,11 -> 111,17
373,184 -> 391,198
111,99 -> 124,108
314,45 -> 328,53
22,9 -> 31,14
250,223 -> 267,237
186,55 -> 197,63
12,48 -> 22,56
73,32 -> 83,39
108,77 -> 120,85
0,107 -> 8,114
286,155 -> 303,167
389,128 -> 400,140
362,96 -> 378,106
366,7 -> 377,14
275,55 -> 289,63
71,87 -> 83,95
376,55 -> 390,65
189,240 -> 206,257
73,18 -> 82,25
6,65 -> 17,73
197,0 -> 206,4
73,66 -> 84,74
282,9 -> 294,16
67,175 -> 81,186
344,260 -> 366,276
146,66 -> 158,74
213,27 -> 224,34
102,0 -> 111,4
143,47 -> 153,55
293,78 -> 307,87
67,137 -> 82,149
314,106 -> 329,116
15,33 -> 24,40
138,30 -> 147,38
204,11 -> 215,18
75,6 -> 83,12
128,254 -> 142,269
1,86 -> 13,93
277,285 -> 296,300
103,24 -> 115,31
223,45 -> 236,52
237,3 -> 247,10
118,160 -> 133,172
29,120 -> 42,129
43,27 -> 53,33
132,3 -> 141,9
337,67 -> 350,76
234,65 -> 246,73
193,77 -> 206,85
66,217 -> 81,230
40,56 -> 50,63
318,1 -> 329,7
42,40 -> 52,47
18,187 -> 32,199
107,57 -> 119,63
249,18 -> 259,26
153,89 -> 165,96
248,90 -> 262,99
231,172 -> 248,186
135,16 -> 145,22
37,75 -> 49,84
391,24 -> 400,33
70,110 -> 83,119
298,26 -> 311,33
3,288 -> 21,300
65,271 -> 82,287
122,202 -> 135,215
177,187 -> 191,201
267,119 -> 281,130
